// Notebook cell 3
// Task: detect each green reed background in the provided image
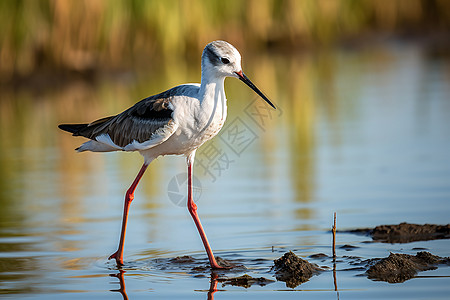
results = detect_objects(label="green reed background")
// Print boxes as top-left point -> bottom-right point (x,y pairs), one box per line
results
1,0 -> 449,83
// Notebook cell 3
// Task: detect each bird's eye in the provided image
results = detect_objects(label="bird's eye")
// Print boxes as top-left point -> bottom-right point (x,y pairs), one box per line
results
220,57 -> 230,64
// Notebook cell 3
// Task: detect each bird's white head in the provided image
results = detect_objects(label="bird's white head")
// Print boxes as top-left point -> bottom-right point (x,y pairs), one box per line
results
202,40 -> 242,79
201,40 -> 276,109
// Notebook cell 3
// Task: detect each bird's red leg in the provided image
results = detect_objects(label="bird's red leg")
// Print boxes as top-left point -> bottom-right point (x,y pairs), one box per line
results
187,159 -> 225,269
109,163 -> 149,266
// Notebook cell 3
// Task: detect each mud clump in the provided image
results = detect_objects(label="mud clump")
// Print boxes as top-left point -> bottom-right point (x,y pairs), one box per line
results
214,256 -> 239,269
273,251 -> 322,288
167,255 -> 241,272
366,251 -> 450,283
218,274 -> 274,288
372,223 -> 450,243
170,256 -> 195,264
348,223 -> 450,243
309,253 -> 328,259
339,244 -> 359,250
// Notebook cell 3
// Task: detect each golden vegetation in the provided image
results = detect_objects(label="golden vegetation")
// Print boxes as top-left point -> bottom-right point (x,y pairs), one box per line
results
1,0 -> 449,81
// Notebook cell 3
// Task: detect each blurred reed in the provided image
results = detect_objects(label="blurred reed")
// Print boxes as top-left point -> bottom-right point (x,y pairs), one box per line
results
1,0 -> 449,83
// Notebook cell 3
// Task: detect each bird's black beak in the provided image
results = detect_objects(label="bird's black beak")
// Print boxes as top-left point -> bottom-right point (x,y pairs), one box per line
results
235,71 -> 276,109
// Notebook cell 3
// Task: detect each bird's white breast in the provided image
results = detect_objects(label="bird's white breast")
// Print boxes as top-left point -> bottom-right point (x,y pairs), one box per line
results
140,83 -> 227,159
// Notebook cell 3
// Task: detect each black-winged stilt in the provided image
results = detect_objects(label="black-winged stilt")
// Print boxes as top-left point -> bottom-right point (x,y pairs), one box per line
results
59,40 -> 276,269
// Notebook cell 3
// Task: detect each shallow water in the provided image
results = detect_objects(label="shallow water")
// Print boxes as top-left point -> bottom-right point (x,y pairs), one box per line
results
1,42 -> 450,299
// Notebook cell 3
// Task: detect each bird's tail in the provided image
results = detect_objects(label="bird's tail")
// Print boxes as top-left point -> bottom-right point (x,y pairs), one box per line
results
58,124 -> 88,135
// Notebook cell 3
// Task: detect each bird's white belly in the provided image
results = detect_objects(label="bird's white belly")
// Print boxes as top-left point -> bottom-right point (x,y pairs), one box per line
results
177,115 -> 226,152
140,115 -> 225,159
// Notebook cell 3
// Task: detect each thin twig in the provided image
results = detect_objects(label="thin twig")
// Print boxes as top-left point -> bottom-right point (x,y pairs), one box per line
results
332,212 -> 339,299
332,212 -> 337,260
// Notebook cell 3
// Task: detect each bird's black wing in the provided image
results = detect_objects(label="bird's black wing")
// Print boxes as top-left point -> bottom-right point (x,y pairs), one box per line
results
59,96 -> 176,149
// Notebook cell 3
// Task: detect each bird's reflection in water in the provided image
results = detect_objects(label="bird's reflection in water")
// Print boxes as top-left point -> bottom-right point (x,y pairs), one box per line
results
208,272 -> 219,300
109,270 -> 220,300
110,270 -> 128,300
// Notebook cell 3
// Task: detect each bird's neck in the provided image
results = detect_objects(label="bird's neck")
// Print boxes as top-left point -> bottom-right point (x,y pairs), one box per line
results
199,78 -> 225,102
199,71 -> 227,119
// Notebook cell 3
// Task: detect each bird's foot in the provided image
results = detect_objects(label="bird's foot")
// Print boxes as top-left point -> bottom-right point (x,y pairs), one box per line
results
108,251 -> 124,266
210,257 -> 234,270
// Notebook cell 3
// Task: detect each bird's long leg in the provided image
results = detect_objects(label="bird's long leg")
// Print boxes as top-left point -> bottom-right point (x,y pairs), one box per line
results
109,163 -> 149,266
187,157 -> 224,269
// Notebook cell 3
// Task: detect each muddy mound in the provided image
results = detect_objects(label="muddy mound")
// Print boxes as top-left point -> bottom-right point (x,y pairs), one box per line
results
214,256 -> 240,269
169,255 -> 196,264
218,274 -> 274,288
348,223 -> 450,243
273,251 -> 322,288
153,255 -> 243,272
366,251 -> 450,283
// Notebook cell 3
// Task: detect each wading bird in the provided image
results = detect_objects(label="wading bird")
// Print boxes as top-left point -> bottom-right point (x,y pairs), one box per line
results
59,40 -> 276,269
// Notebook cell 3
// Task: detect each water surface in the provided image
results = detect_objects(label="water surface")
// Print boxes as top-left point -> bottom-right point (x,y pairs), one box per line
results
1,42 -> 450,298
